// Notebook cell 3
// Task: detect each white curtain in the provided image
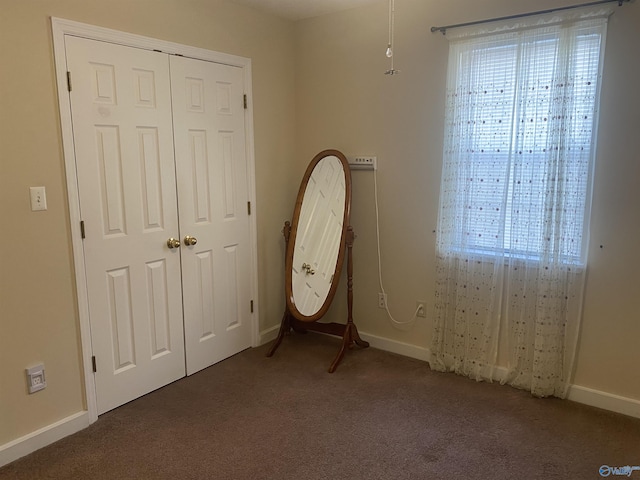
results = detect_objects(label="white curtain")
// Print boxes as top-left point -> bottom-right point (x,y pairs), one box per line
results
430,9 -> 610,397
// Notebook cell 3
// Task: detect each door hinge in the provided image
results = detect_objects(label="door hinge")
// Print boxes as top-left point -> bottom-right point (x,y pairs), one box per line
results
247,201 -> 251,215
243,94 -> 247,109
91,355 -> 97,373
80,220 -> 86,239
250,300 -> 254,313
66,71 -> 72,92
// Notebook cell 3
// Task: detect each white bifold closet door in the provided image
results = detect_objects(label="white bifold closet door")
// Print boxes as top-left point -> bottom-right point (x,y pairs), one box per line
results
66,36 -> 252,415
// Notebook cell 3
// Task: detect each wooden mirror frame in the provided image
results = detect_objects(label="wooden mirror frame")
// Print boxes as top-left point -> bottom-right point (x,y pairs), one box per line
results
267,149 -> 369,372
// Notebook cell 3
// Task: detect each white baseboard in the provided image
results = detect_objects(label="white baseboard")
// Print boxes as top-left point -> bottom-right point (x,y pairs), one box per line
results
258,324 -> 280,346
0,410 -> 90,468
359,331 -> 431,361
360,331 -> 640,420
567,384 -> 640,419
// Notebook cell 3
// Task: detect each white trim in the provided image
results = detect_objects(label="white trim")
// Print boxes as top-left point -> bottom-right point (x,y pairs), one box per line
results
243,63 -> 261,349
567,385 -> 640,419
50,17 -> 259,424
259,324 -> 281,346
359,331 -> 431,361
51,17 -> 251,67
51,17 -> 99,425
0,411 -> 90,468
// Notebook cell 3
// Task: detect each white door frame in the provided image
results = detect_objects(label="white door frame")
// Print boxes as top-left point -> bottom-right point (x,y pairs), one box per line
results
51,17 -> 260,424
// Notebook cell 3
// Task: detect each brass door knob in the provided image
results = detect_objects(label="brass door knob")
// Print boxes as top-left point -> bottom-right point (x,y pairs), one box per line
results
167,238 -> 181,249
184,235 -> 198,246
302,263 -> 315,275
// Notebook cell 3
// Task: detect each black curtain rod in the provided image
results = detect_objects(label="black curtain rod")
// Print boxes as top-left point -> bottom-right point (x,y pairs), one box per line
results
430,0 -> 630,34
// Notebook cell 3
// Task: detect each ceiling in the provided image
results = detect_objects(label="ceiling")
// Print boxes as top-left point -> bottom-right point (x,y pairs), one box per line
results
230,0 -> 381,21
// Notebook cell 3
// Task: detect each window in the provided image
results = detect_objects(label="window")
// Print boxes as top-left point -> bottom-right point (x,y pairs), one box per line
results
437,19 -> 607,264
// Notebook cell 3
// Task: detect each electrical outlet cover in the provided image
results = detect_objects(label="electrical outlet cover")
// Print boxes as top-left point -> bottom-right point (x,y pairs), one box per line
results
378,292 -> 387,308
26,364 -> 47,394
347,156 -> 377,170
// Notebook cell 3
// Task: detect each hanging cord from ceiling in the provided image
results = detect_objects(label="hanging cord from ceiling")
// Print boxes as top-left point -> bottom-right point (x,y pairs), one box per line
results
385,0 -> 400,75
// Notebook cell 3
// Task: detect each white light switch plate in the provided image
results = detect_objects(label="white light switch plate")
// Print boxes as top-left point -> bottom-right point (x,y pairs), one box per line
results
30,186 -> 47,211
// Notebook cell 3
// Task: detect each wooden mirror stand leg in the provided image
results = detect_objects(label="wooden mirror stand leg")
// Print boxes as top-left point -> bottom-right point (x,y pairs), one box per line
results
327,226 -> 369,372
266,224 -> 370,371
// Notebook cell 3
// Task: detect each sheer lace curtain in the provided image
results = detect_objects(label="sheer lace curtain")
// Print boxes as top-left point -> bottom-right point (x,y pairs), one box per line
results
430,8 -> 610,397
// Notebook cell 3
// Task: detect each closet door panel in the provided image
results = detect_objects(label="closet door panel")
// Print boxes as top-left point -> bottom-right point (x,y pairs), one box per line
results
170,56 -> 253,375
66,36 -> 185,414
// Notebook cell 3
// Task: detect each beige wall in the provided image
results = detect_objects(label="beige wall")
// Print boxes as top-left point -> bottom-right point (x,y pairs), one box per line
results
295,0 -> 640,400
0,0 -> 296,445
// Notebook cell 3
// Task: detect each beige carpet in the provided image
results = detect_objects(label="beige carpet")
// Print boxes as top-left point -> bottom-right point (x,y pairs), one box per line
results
2,332 -> 639,479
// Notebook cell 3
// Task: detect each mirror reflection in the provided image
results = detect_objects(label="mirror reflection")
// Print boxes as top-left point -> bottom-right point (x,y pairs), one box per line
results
291,155 -> 346,316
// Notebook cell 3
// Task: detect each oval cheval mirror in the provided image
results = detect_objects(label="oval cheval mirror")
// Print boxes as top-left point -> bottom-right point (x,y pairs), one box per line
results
267,149 -> 369,372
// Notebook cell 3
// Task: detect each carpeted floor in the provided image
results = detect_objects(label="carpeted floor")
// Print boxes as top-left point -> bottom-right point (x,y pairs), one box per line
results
2,332 -> 639,479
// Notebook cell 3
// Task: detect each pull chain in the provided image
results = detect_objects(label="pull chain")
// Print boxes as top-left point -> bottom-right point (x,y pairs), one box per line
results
385,0 -> 400,75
